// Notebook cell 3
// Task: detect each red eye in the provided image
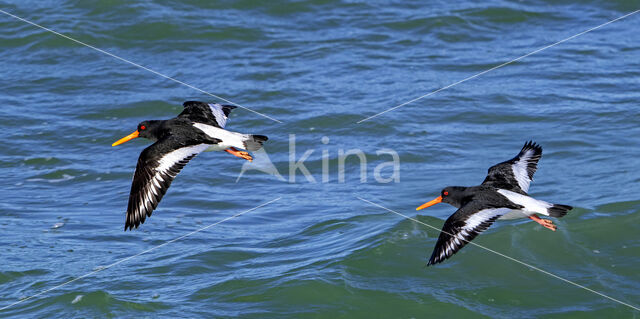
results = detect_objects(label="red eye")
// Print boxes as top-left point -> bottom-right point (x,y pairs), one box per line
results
443,191 -> 449,196
140,125 -> 146,130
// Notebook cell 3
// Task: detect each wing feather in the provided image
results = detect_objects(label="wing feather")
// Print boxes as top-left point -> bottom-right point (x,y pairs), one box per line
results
179,101 -> 236,128
124,141 -> 209,230
427,207 -> 511,266
482,141 -> 542,194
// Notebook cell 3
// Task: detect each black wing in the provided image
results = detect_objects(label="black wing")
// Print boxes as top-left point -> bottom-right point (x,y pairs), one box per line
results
481,141 -> 542,194
179,101 -> 237,128
124,137 -> 210,230
427,207 -> 511,266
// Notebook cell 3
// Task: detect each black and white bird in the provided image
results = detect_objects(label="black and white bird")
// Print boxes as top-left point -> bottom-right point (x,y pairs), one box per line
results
112,101 -> 268,231
416,141 -> 572,266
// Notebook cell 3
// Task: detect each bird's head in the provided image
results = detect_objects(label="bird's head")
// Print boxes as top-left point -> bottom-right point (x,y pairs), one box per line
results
416,186 -> 468,210
112,120 -> 161,146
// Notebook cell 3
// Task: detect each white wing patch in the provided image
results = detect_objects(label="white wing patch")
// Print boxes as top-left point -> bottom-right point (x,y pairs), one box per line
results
463,208 -> 511,231
127,144 -> 209,229
156,144 -> 209,173
430,208 -> 510,265
208,103 -> 230,128
511,148 -> 536,192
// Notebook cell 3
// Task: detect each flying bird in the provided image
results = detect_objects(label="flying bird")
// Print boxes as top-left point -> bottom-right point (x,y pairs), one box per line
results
112,101 -> 268,230
416,141 -> 572,266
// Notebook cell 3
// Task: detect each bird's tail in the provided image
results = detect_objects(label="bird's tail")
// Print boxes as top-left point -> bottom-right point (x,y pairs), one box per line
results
243,134 -> 268,151
547,204 -> 572,218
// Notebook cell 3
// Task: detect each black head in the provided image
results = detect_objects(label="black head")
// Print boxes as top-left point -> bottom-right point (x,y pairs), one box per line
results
440,186 -> 469,208
136,120 -> 162,140
112,120 -> 162,147
417,186 -> 469,211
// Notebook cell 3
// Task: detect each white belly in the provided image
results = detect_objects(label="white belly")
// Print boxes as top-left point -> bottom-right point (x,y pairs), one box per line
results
193,123 -> 248,151
497,189 -> 553,217
498,209 -> 532,220
204,144 -> 229,152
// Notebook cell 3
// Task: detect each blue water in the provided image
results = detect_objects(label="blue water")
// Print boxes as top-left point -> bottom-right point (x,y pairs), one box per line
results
1,1 -> 639,318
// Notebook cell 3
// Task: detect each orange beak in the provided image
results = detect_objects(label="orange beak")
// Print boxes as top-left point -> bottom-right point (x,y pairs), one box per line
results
416,196 -> 442,211
112,130 -> 139,147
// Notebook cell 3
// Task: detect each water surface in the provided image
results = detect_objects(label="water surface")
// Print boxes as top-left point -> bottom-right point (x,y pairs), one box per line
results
1,1 -> 639,318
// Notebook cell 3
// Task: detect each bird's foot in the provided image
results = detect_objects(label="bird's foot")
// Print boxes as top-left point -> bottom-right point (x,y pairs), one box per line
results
529,214 -> 556,231
225,147 -> 253,161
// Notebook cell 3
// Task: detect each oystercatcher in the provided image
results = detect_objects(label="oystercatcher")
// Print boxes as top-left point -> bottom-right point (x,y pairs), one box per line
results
112,101 -> 268,231
416,141 -> 572,266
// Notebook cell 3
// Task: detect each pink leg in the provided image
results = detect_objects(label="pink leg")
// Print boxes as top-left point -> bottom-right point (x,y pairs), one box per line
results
529,214 -> 556,231
224,147 -> 252,161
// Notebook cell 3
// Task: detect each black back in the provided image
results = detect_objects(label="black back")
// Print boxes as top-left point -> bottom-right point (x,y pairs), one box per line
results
481,141 -> 542,194
179,101 -> 236,128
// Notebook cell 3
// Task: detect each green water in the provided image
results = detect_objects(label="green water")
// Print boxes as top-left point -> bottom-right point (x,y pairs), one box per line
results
1,1 -> 639,318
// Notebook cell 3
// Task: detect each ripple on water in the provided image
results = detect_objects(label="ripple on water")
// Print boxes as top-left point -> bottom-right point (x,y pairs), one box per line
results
26,169 -> 85,184
1,0 -> 639,317
55,290 -> 170,313
0,269 -> 51,285
22,157 -> 67,167
458,6 -> 556,24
